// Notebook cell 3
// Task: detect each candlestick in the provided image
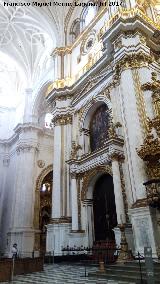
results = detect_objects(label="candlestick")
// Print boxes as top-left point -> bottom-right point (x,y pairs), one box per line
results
120,214 -> 123,224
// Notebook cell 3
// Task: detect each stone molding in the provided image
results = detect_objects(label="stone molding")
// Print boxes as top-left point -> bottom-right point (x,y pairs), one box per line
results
131,198 -> 148,209
16,143 -> 39,155
50,217 -> 72,224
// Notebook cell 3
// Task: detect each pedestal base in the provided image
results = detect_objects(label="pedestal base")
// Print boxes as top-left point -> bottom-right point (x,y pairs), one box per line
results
68,230 -> 87,248
114,224 -> 134,252
129,206 -> 158,258
7,228 -> 35,257
47,224 -> 88,256
46,223 -> 72,256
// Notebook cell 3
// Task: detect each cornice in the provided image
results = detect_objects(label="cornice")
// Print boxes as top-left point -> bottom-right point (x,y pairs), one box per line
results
101,12 -> 160,45
50,217 -> 72,224
0,123 -> 53,149
46,57 -> 112,106
67,137 -> 124,173
14,123 -> 43,135
0,132 -> 18,148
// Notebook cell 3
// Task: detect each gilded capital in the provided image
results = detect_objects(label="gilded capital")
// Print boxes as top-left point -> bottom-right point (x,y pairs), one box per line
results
53,114 -> 72,126
110,152 -> 125,162
116,52 -> 153,72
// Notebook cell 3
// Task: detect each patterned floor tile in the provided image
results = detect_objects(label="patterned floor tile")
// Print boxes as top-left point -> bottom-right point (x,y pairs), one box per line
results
1,263 -> 135,284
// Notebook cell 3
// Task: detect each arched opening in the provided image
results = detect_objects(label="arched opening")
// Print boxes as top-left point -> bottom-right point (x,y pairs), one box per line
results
90,104 -> 110,152
93,174 -> 117,242
39,171 -> 53,252
70,18 -> 80,43
45,113 -> 53,129
81,3 -> 97,30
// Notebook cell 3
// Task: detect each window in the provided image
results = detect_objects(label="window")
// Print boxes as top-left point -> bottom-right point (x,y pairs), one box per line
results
85,6 -> 96,26
45,113 -> 53,129
81,3 -> 97,30
70,19 -> 80,43
90,104 -> 110,151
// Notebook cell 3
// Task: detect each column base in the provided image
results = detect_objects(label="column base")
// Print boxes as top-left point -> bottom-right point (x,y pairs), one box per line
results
129,206 -> 158,258
113,224 -> 134,252
7,228 -> 35,257
68,230 -> 87,248
46,223 -> 72,256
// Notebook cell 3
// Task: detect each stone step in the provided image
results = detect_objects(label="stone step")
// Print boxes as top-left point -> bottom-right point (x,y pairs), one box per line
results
89,271 -> 160,284
105,267 -> 160,276
107,263 -> 160,272
88,261 -> 160,284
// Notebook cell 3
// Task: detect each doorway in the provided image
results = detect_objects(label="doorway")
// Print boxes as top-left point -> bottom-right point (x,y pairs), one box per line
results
93,174 -> 117,241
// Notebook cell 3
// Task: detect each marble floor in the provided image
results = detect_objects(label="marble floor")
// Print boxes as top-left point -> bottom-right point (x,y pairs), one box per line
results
2,263 -> 136,284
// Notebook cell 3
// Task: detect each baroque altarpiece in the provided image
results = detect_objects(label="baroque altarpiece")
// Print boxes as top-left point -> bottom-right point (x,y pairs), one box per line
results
0,0 -> 160,257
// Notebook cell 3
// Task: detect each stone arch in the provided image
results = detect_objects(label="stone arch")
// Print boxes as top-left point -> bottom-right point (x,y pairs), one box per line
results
69,18 -> 80,43
31,81 -> 52,124
33,164 -> 53,250
34,164 -> 53,229
81,165 -> 112,201
36,164 -> 53,192
80,92 -> 112,130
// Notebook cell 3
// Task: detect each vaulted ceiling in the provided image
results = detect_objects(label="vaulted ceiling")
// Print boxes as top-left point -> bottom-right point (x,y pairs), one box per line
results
0,2 -> 74,86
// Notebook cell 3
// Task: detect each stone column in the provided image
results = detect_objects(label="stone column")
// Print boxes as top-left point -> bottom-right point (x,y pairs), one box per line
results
71,173 -> 78,231
83,199 -> 94,247
111,153 -> 126,224
23,88 -> 33,123
52,123 -> 62,218
14,145 -> 38,228
52,114 -> 72,218
9,142 -> 38,255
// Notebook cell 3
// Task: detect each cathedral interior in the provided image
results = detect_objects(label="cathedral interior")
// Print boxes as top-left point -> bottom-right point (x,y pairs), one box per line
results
0,0 -> 160,261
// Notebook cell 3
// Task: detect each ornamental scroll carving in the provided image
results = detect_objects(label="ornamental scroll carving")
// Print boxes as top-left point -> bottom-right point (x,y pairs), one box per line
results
137,72 -> 160,180
111,52 -> 154,88
81,165 -> 112,201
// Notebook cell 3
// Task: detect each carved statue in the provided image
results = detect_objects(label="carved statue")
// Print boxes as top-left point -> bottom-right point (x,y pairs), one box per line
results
108,121 -> 122,139
70,141 -> 82,159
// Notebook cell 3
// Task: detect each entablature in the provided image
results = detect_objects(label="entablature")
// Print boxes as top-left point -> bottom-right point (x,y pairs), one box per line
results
67,137 -> 124,174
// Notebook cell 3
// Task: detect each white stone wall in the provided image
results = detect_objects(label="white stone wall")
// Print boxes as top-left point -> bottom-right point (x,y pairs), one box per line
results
0,124 -> 53,254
